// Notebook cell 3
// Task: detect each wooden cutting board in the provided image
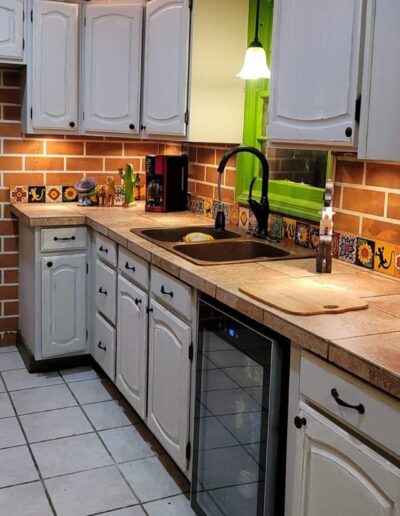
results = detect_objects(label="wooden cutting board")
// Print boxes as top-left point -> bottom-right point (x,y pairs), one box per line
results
239,278 -> 369,315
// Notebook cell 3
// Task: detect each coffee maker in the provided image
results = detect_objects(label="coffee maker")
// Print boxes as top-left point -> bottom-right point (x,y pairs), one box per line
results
145,155 -> 188,212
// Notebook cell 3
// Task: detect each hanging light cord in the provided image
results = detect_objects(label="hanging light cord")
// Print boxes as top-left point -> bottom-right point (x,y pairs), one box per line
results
254,0 -> 261,42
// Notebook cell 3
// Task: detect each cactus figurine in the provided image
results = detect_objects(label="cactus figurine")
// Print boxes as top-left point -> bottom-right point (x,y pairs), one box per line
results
118,163 -> 135,207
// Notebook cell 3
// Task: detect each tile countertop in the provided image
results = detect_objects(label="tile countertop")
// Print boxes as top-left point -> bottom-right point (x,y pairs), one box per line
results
11,203 -> 400,400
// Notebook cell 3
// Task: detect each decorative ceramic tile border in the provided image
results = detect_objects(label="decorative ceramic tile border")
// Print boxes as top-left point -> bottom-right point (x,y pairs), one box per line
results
187,193 -> 400,280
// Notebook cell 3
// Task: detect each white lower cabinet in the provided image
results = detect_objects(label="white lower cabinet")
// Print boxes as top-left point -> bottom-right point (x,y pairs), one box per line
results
94,312 -> 116,381
41,253 -> 87,358
292,403 -> 400,516
147,297 -> 192,472
116,275 -> 148,419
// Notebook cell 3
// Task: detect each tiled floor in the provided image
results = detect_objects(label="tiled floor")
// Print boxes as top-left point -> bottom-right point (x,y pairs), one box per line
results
0,345 -> 195,516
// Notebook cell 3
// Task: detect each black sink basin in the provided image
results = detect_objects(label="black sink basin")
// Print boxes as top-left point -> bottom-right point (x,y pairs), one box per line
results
173,240 -> 290,264
136,226 -> 241,243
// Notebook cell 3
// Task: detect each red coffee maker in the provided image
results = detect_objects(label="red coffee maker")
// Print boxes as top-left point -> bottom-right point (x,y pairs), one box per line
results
145,155 -> 188,212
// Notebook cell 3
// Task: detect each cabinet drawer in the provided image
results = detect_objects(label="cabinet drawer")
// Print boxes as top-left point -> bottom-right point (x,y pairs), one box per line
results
94,312 -> 116,381
95,234 -> 117,267
95,259 -> 117,324
300,353 -> 400,457
118,247 -> 149,290
41,227 -> 87,252
150,267 -> 192,321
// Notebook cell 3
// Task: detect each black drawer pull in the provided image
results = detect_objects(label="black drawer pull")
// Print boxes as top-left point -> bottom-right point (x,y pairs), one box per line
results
98,287 -> 107,296
47,261 -> 53,268
134,298 -> 142,306
125,262 -> 136,272
99,246 -> 108,254
331,388 -> 365,414
161,285 -> 174,298
54,236 -> 76,241
97,341 -> 107,351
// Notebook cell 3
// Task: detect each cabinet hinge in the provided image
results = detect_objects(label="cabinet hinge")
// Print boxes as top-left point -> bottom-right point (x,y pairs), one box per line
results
86,329 -> 88,340
30,107 -> 32,120
355,95 -> 362,124
30,9 -> 33,23
146,307 -> 153,314
84,16 -> 86,27
185,441 -> 191,461
184,110 -> 189,125
188,342 -> 193,361
82,111 -> 85,121
86,263 -> 89,274
23,9 -> 25,21
188,0 -> 193,10
22,38 -> 25,51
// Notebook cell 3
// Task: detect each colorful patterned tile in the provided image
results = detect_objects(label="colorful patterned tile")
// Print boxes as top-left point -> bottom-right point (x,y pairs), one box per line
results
309,225 -> 320,250
338,233 -> 357,264
331,232 -> 340,259
229,204 -> 239,226
282,217 -> 296,242
269,215 -> 283,242
355,238 -> 375,269
374,241 -> 396,276
114,185 -> 124,205
10,186 -> 28,204
46,186 -> 62,203
239,206 -> 249,230
223,203 -> 230,225
295,222 -> 310,248
62,186 -> 78,203
26,186 -> 45,203
394,248 -> 400,278
248,207 -> 258,233
212,200 -> 219,220
189,195 -> 197,213
204,198 -> 213,219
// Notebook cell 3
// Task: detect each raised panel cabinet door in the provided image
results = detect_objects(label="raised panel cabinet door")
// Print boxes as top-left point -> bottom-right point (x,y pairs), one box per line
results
83,3 -> 142,134
41,253 -> 87,358
32,0 -> 79,131
291,403 -> 400,516
0,0 -> 24,60
147,298 -> 192,472
269,0 -> 364,146
116,276 -> 148,419
142,0 -> 190,136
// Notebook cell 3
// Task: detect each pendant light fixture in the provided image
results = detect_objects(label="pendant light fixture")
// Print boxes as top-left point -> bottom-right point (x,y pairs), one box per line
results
237,0 -> 271,80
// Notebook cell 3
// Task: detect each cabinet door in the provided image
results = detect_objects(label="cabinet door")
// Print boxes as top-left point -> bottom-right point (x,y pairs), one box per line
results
269,0 -> 364,146
0,0 -> 24,61
42,253 -> 87,358
83,3 -> 142,134
116,276 -> 148,419
147,298 -> 192,472
32,0 -> 79,131
291,403 -> 400,516
142,0 -> 190,136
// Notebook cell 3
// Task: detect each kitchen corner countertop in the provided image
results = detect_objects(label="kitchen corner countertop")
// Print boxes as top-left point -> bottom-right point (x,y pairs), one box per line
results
11,203 -> 400,399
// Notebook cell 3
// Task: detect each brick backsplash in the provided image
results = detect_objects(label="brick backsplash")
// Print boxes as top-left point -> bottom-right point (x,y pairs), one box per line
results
1,67 -> 400,341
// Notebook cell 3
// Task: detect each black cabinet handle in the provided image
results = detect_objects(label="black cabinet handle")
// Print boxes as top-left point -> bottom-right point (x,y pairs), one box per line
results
47,261 -> 53,268
161,285 -> 174,298
140,124 -> 146,131
331,388 -> 365,414
99,246 -> 108,254
69,121 -> 75,128
97,341 -> 107,351
135,298 -> 142,306
125,262 -> 136,272
98,287 -> 107,296
54,236 -> 76,241
294,416 -> 307,429
129,123 -> 135,130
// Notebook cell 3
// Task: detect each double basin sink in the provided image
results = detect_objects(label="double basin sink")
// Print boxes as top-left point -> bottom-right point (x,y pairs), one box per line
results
131,225 -> 316,266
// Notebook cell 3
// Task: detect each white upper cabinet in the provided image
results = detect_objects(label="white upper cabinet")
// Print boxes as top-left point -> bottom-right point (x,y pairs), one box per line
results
31,0 -> 79,131
269,0 -> 364,147
83,3 -> 142,134
0,0 -> 24,62
141,0 -> 190,137
292,404 -> 400,516
358,0 -> 400,161
41,253 -> 87,358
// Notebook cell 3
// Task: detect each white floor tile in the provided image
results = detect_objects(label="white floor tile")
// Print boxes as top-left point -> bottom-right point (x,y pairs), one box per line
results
31,432 -> 113,478
202,388 -> 261,416
205,482 -> 261,516
223,365 -> 264,388
45,466 -> 138,516
2,369 -> 63,391
82,399 -> 140,430
68,378 -> 119,404
100,425 -> 162,463
120,456 -> 187,503
0,393 -> 14,419
0,345 -> 17,354
60,366 -> 100,383
145,494 -> 195,516
95,507 -> 146,516
0,446 -> 39,488
0,376 -> 5,393
0,481 -> 53,516
218,411 -> 263,444
10,384 -> 77,415
200,369 -> 238,391
198,416 -> 238,450
0,352 -> 25,372
0,417 -> 25,449
20,406 -> 93,443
